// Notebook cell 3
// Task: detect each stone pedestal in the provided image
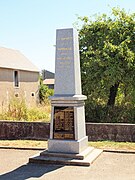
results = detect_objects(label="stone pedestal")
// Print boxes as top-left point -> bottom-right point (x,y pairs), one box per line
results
48,95 -> 87,154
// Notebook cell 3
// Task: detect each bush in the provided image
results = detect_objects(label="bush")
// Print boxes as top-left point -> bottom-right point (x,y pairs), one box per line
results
39,84 -> 54,104
26,105 -> 50,122
85,100 -> 135,123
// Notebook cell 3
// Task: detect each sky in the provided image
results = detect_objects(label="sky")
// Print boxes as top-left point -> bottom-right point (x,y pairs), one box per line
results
0,0 -> 134,73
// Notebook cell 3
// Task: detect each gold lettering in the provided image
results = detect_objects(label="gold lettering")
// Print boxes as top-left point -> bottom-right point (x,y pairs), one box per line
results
57,48 -> 72,51
57,57 -> 70,60
60,52 -> 68,55
57,37 -> 73,41
57,59 -> 71,68
59,61 -> 71,65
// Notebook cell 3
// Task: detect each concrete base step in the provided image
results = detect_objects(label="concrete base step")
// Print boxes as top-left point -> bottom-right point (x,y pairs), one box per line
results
40,147 -> 94,160
29,147 -> 103,166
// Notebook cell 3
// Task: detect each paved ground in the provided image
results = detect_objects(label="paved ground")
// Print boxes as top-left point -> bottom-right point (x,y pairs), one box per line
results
0,149 -> 135,180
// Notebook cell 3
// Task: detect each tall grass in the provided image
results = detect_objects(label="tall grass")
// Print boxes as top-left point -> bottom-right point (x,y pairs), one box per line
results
0,97 -> 51,122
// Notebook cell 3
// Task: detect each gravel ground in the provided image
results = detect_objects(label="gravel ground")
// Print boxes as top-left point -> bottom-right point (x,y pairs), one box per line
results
0,149 -> 135,180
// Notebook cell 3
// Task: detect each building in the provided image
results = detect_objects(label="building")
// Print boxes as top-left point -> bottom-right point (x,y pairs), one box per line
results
42,70 -> 55,89
43,78 -> 55,89
42,70 -> 54,80
0,47 -> 39,111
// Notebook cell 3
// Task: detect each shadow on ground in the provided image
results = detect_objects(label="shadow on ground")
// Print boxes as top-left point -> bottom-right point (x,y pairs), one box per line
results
0,163 -> 63,180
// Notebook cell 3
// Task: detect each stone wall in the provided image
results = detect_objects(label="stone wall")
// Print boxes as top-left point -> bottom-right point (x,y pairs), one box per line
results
0,121 -> 50,140
0,121 -> 135,142
86,123 -> 135,142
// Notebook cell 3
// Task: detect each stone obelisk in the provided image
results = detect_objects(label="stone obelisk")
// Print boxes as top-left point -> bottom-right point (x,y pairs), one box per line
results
29,28 -> 102,166
48,28 -> 88,154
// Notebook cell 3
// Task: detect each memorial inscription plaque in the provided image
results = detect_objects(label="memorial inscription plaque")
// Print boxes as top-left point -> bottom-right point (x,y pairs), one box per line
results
53,107 -> 75,140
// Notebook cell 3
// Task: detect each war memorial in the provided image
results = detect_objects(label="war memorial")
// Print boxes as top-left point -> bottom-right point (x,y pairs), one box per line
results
29,28 -> 102,166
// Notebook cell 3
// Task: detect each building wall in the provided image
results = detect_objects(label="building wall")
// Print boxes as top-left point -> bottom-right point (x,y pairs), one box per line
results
0,68 -> 39,111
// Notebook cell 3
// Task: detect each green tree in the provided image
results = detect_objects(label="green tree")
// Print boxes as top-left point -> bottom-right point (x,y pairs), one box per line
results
78,8 -> 135,106
39,76 -> 54,104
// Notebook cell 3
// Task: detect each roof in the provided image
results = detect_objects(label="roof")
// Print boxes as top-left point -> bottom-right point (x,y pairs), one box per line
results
43,79 -> 55,85
0,47 -> 39,72
42,70 -> 54,80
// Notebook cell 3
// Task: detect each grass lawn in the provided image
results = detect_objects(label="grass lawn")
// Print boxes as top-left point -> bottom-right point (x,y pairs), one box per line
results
0,140 -> 135,151
89,141 -> 135,151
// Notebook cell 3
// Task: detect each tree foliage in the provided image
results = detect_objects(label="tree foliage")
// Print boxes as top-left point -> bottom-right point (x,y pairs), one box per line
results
78,8 -> 135,107
39,76 -> 54,104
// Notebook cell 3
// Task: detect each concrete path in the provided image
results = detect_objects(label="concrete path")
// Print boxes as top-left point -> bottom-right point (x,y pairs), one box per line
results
0,149 -> 135,180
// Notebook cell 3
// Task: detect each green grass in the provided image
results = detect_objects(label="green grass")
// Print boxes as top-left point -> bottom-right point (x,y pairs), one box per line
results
89,141 -> 135,150
0,140 -> 135,151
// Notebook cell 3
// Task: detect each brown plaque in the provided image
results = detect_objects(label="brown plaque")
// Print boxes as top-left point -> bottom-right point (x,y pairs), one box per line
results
53,106 -> 74,140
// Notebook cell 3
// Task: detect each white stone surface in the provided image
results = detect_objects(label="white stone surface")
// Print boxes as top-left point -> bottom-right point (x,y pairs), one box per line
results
50,94 -> 87,101
54,28 -> 82,96
74,105 -> 86,140
48,136 -> 88,154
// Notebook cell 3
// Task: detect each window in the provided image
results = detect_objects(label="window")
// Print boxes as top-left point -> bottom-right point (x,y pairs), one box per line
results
15,93 -> 19,97
14,71 -> 19,87
31,92 -> 35,97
